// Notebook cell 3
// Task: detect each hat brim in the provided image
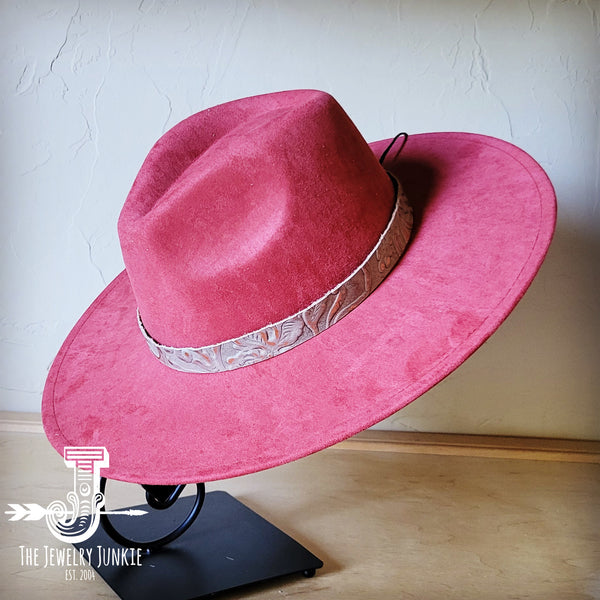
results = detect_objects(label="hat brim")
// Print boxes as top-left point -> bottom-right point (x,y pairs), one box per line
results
42,132 -> 556,485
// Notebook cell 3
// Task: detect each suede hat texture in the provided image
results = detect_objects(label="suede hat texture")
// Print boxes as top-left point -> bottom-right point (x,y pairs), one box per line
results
42,90 -> 556,485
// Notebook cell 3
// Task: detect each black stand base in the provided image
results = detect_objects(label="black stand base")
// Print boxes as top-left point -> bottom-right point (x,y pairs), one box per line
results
74,491 -> 323,599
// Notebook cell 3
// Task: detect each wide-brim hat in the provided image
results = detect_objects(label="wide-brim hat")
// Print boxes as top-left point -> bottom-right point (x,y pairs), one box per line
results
42,90 -> 556,485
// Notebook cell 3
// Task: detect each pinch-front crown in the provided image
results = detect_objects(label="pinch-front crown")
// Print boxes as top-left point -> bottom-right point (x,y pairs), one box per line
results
118,90 -> 399,352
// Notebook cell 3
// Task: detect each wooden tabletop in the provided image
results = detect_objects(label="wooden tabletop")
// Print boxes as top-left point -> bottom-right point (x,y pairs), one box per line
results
1,427 -> 599,599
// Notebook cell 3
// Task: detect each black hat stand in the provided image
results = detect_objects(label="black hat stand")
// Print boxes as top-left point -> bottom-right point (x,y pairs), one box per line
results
73,477 -> 322,599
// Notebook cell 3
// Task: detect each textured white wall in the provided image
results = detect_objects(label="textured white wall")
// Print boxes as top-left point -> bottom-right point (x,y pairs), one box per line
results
1,0 -> 598,439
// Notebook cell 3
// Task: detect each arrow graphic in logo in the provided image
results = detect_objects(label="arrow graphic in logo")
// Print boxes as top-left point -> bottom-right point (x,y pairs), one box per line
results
5,447 -> 146,543
5,504 -> 147,521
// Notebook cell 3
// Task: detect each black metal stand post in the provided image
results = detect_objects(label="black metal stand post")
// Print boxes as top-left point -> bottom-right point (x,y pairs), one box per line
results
99,478 -> 206,552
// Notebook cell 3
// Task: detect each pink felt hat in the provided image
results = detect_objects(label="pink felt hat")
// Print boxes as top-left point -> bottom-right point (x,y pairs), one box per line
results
42,90 -> 556,485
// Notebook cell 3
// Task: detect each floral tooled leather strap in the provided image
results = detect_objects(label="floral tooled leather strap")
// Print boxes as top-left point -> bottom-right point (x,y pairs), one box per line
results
138,176 -> 413,373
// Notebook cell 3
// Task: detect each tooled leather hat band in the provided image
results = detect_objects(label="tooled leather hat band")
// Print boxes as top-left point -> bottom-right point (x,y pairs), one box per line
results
138,174 -> 413,373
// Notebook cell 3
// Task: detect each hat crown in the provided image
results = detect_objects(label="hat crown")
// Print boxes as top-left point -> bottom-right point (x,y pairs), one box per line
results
118,90 -> 395,348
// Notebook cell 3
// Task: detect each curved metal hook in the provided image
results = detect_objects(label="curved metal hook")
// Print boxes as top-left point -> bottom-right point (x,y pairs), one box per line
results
379,132 -> 408,165
99,477 -> 205,552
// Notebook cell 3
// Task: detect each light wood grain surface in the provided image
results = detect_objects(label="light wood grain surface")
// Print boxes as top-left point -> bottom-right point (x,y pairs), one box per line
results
1,429 -> 599,599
